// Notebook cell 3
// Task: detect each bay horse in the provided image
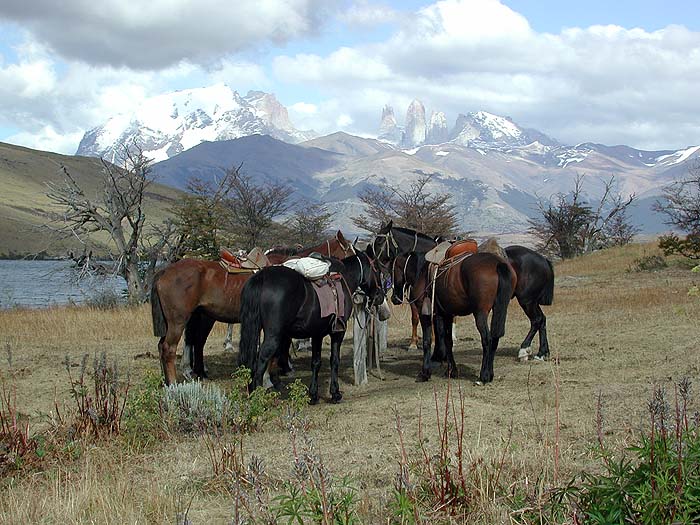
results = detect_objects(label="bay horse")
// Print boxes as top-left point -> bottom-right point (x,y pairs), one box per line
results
238,251 -> 385,403
373,222 -> 554,361
150,232 -> 355,385
391,250 -> 516,383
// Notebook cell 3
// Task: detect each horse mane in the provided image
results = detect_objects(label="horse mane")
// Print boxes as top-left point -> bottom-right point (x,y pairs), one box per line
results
265,246 -> 300,256
392,225 -> 439,242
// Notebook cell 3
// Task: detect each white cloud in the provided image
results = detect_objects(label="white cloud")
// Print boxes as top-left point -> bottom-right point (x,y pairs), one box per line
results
0,0 -> 339,69
272,0 -> 700,149
339,1 -> 399,28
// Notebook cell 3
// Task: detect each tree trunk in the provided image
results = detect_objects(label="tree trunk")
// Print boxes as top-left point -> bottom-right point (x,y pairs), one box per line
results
123,261 -> 146,303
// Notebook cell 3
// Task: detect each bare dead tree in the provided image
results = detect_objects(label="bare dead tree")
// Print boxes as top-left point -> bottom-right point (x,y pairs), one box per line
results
45,143 -> 177,303
351,172 -> 459,237
654,161 -> 700,259
529,174 -> 637,259
221,166 -> 294,250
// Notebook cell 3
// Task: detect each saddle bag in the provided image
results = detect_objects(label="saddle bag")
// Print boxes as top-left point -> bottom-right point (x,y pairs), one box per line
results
283,257 -> 332,280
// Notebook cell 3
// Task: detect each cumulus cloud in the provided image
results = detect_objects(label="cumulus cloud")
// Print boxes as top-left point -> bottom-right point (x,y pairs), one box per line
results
0,0 -> 339,69
339,1 -> 400,28
273,0 -> 700,149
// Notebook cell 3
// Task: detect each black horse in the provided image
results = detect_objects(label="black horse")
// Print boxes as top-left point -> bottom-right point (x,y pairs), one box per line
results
373,222 -> 555,360
238,252 -> 385,404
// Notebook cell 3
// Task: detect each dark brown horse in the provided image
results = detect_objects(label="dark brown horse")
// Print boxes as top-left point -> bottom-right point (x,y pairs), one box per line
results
374,222 -> 554,361
391,250 -> 516,384
150,232 -> 355,385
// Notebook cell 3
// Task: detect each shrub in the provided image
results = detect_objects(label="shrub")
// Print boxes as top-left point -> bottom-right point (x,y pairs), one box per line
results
61,353 -> 131,439
627,254 -> 667,272
161,367 -> 281,434
555,379 -> 700,524
84,288 -> 123,309
162,381 -> 232,433
121,369 -> 166,450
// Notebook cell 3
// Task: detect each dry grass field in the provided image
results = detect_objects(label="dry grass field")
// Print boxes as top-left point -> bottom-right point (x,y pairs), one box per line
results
0,242 -> 698,523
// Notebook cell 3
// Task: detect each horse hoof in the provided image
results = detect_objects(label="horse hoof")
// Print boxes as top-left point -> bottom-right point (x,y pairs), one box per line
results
518,347 -> 531,362
532,355 -> 546,362
330,393 -> 343,404
444,368 -> 457,379
309,396 -> 319,405
415,372 -> 431,382
474,380 -> 484,386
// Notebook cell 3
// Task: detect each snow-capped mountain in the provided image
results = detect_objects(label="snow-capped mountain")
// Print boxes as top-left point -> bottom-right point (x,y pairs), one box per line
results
76,84 -> 315,162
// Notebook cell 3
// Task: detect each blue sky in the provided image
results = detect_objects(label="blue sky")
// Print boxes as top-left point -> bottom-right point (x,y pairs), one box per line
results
0,0 -> 699,154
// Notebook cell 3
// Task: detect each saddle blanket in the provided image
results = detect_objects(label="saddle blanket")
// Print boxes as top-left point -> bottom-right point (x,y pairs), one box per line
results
312,275 -> 345,320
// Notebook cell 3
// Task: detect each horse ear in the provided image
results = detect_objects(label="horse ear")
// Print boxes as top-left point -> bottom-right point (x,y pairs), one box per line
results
379,220 -> 392,233
336,230 -> 346,242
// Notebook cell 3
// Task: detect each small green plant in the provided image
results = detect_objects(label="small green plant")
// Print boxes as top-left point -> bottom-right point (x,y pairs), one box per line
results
659,233 -> 700,260
122,369 -> 165,450
0,371 -> 37,470
627,253 -> 667,272
555,379 -> 700,524
161,367 -> 281,434
162,380 -> 231,433
61,352 -> 130,439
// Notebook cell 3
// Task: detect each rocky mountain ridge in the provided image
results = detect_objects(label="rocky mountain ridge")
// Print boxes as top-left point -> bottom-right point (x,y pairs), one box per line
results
76,84 -> 315,162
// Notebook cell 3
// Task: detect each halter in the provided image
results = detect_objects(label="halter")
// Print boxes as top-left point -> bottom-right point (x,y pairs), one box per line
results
373,229 -> 398,261
334,231 -> 356,257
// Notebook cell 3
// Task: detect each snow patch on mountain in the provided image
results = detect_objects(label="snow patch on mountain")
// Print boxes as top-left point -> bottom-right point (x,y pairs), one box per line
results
76,84 -> 315,162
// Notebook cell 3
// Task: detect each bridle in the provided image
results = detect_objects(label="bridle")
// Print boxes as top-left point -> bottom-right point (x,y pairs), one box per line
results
329,232 -> 356,258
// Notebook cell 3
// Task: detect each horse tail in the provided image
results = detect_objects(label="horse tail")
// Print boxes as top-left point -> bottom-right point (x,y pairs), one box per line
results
238,273 -> 263,372
539,258 -> 555,306
491,262 -> 513,339
150,273 -> 167,337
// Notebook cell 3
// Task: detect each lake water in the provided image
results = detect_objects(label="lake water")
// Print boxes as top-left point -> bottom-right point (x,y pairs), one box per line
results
0,260 -> 127,309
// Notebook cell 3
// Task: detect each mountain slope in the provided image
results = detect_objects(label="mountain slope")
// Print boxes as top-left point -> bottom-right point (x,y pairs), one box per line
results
0,142 -> 181,256
151,134 -> 341,198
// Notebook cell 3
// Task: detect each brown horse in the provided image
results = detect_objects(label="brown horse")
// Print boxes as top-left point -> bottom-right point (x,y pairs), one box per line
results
150,232 -> 355,385
392,250 -> 516,384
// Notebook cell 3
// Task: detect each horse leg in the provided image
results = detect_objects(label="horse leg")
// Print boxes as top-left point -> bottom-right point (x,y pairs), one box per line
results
442,316 -> 457,378
416,313 -> 433,382
277,337 -> 294,375
158,323 -> 184,386
192,316 -> 215,379
516,300 -> 539,361
409,303 -> 419,350
223,323 -> 235,352
534,305 -> 550,360
474,311 -> 493,385
329,332 -> 344,403
253,333 -> 281,390
439,314 -> 457,378
309,336 -> 323,404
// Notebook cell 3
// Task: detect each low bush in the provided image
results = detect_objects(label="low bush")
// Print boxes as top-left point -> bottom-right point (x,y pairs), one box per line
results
554,379 -> 700,524
627,254 -> 667,272
161,367 -> 281,434
60,353 -> 131,439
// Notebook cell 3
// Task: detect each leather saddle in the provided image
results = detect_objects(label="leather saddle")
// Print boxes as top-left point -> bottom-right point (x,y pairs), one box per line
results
219,246 -> 270,273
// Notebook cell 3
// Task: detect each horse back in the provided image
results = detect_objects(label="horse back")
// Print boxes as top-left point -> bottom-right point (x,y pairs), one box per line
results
156,258 -> 251,323
505,245 -> 554,305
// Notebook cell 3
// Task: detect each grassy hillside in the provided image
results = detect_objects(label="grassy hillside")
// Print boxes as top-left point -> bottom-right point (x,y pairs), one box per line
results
0,242 -> 697,522
0,141 -> 182,257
